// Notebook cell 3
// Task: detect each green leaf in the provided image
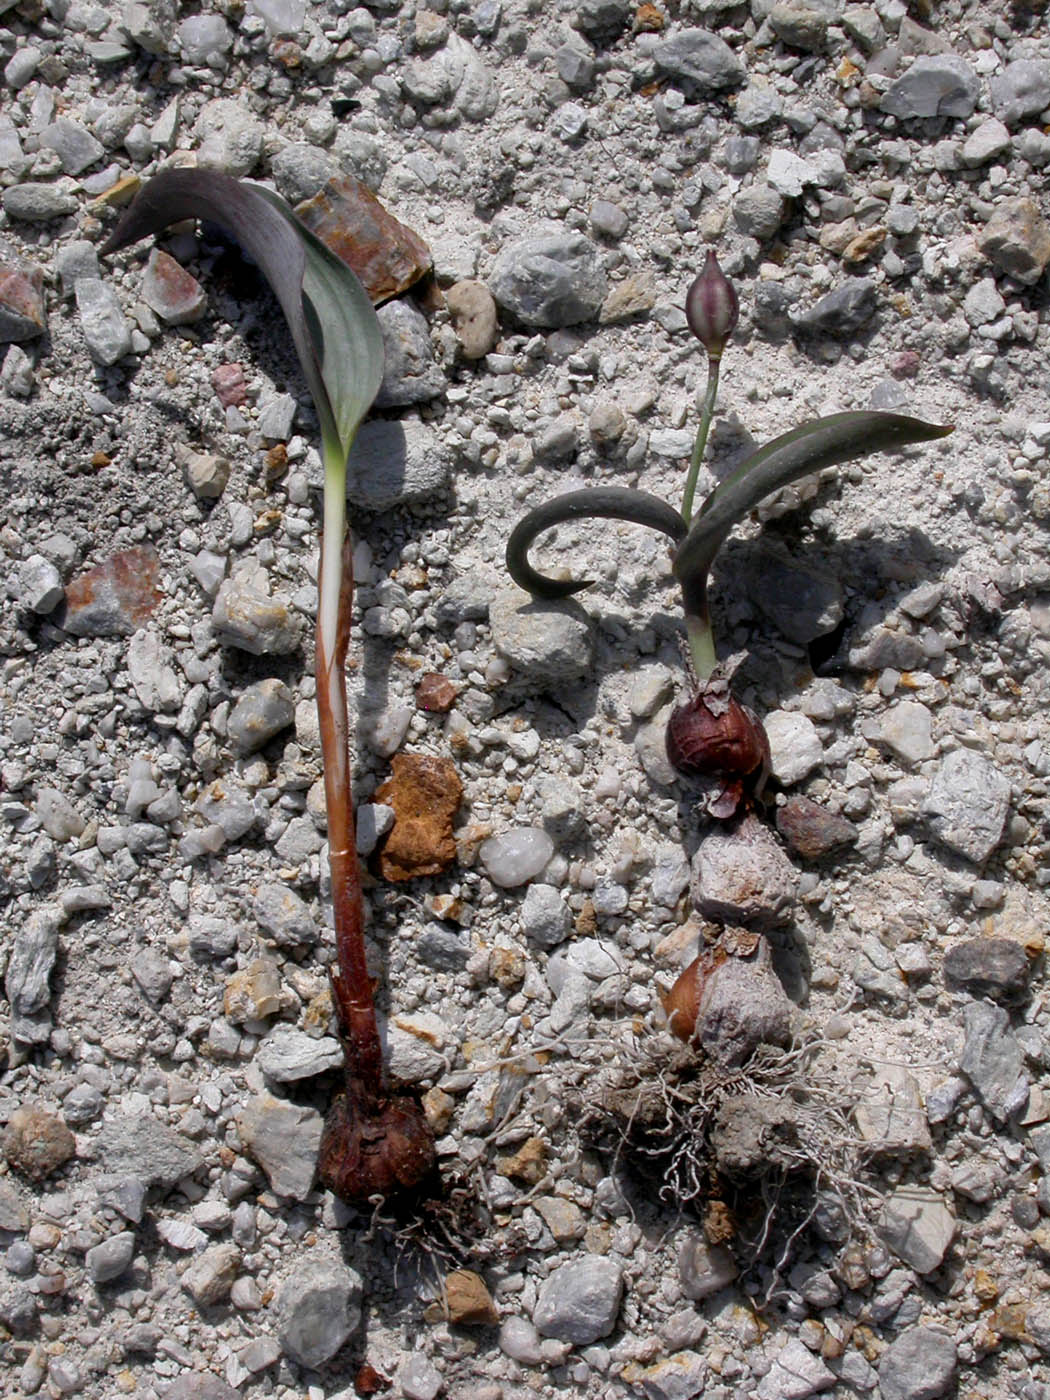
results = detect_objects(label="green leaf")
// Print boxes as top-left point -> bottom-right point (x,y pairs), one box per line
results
673,411 -> 952,605
101,169 -> 384,464
506,487 -> 687,598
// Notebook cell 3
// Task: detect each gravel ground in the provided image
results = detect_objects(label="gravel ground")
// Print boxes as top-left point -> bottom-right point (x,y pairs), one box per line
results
3,2 -> 1050,1399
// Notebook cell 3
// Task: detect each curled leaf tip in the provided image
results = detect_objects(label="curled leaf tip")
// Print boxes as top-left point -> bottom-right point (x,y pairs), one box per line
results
686,249 -> 739,361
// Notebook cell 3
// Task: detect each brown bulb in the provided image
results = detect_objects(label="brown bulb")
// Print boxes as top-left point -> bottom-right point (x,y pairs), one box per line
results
318,1089 -> 437,1205
662,951 -> 721,1043
666,691 -> 768,779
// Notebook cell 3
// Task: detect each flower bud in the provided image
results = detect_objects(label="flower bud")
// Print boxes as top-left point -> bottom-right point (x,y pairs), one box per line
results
685,250 -> 739,361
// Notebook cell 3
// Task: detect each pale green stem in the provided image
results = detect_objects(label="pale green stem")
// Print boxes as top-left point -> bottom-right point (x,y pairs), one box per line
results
319,436 -> 347,665
681,357 -> 721,526
684,594 -> 718,685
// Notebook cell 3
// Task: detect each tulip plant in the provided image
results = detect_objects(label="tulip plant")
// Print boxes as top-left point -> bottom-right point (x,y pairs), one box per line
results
102,171 -> 437,1204
507,253 -> 953,817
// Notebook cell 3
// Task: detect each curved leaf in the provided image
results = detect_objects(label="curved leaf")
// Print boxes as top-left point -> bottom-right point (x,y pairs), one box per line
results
674,411 -> 952,600
100,169 -> 384,463
506,487 -> 687,599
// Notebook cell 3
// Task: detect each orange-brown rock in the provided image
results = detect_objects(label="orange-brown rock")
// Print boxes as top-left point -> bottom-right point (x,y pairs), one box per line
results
443,1269 -> 498,1326
63,546 -> 162,637
496,1135 -> 548,1186
374,754 -> 462,881
416,672 -> 457,713
295,175 -> 432,305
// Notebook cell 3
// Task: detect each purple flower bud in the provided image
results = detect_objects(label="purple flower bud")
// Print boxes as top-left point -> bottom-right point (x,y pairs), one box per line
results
685,250 -> 739,361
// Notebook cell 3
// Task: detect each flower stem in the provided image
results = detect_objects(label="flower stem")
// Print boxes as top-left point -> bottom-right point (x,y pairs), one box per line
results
681,357 -> 721,527
316,440 -> 382,1102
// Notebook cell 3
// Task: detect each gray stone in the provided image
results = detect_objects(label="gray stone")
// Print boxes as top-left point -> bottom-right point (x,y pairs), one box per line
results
591,199 -> 629,239
195,99 -> 264,175
769,1 -> 834,53
878,701 -> 935,765
257,392 -> 297,440
944,937 -> 1029,1001
533,1256 -> 623,1343
962,277 -> 1006,327
95,1174 -> 148,1223
416,925 -> 470,970
923,748 -> 1010,864
977,196 -> 1050,285
181,1242 -> 240,1307
757,1337 -> 835,1399
0,1178 -> 28,1233
41,118 -> 104,176
374,299 -> 445,407
489,234 -> 608,328
227,679 -> 295,754
732,183 -> 786,241
400,1355 -> 443,1400
237,1093 -> 323,1199
85,1231 -> 135,1284
18,555 -> 63,614
95,1116 -> 203,1190
176,15 -> 233,65
962,118 -> 1012,167
635,1350 -> 707,1400
255,1027 -> 343,1082
692,814 -> 798,928
749,543 -> 842,643
271,142 -> 336,203
75,279 -> 132,365
127,629 -> 182,713
63,1084 -> 104,1125
345,418 -> 451,510
881,56 -> 980,120
1027,1303 -> 1050,1355
2,182 -> 78,222
37,787 -> 85,841
183,450 -> 230,499
990,60 -> 1050,128
164,1377 -> 241,1400
575,0 -> 631,42
791,278 -> 877,337
764,710 -> 823,786
879,1186 -> 956,1273
958,1000 -> 1027,1122
275,1261 -> 362,1368
355,802 -> 395,855
678,1233 -> 738,1299
480,828 -> 554,888
212,575 -> 302,655
131,948 -> 173,1003
1,344 -> 33,396
520,883 -> 572,947
6,906 -> 60,1043
854,1066 -> 932,1155
652,28 -> 745,92
489,588 -> 594,682
253,882 -> 316,946
878,1326 -> 957,1400
737,81 -> 783,129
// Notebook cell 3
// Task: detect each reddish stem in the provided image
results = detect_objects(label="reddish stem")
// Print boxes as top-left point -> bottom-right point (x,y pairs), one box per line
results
314,533 -> 383,1103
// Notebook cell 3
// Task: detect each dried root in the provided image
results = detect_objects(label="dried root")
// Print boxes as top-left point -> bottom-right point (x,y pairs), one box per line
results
578,1031 -> 875,1296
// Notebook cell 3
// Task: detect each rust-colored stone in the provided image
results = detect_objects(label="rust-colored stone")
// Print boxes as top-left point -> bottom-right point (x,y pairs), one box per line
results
374,753 -> 463,881
416,672 -> 457,713
634,3 -> 665,32
3,1106 -> 75,1181
496,1135 -> 548,1186
0,250 -> 45,342
63,545 -> 162,637
295,174 -> 432,306
776,795 -> 857,861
